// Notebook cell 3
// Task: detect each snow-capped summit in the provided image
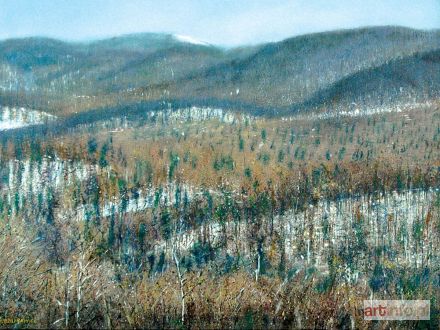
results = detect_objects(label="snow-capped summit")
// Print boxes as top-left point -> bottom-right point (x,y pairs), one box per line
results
173,34 -> 210,46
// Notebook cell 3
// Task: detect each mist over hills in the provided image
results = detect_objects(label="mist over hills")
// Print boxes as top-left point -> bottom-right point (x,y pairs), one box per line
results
0,26 -> 439,117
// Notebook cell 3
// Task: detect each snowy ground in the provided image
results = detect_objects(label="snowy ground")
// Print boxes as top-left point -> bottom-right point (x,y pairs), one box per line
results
284,101 -> 435,122
3,155 -> 439,281
0,106 -> 56,131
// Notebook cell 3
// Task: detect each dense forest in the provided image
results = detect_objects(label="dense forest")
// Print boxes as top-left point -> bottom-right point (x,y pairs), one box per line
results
0,26 -> 439,329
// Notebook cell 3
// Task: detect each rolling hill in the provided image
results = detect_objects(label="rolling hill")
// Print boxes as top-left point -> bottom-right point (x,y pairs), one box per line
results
0,26 -> 439,116
0,33 -> 236,95
149,26 -> 440,108
292,48 -> 440,113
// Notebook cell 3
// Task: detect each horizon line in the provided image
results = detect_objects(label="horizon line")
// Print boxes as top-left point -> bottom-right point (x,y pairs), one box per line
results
1,25 -> 438,48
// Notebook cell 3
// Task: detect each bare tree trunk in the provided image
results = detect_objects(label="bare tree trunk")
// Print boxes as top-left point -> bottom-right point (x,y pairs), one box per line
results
76,266 -> 82,328
255,253 -> 261,282
172,196 -> 186,325
172,248 -> 185,324
65,270 -> 71,328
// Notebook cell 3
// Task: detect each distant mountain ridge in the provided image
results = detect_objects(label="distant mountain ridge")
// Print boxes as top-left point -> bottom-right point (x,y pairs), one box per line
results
0,26 -> 439,116
152,26 -> 440,108
292,48 -> 440,113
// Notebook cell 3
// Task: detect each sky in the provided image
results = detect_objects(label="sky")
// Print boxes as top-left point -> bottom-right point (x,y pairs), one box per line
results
0,0 -> 439,46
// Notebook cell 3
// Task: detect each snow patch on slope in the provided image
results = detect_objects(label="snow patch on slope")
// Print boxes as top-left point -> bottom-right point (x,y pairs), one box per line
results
0,106 -> 56,130
287,101 -> 435,122
174,34 -> 210,46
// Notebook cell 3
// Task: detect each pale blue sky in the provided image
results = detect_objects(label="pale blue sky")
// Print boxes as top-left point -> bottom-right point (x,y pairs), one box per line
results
1,0 -> 439,45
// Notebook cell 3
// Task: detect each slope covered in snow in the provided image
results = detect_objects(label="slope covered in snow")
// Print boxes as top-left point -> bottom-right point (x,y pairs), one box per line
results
0,106 -> 55,130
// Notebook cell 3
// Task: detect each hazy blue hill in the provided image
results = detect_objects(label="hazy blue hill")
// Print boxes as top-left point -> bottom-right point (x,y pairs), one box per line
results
84,32 -> 216,53
160,26 -> 440,108
0,37 -> 79,70
0,26 -> 439,115
294,48 -> 440,112
0,33 -> 233,96
0,33 -> 217,69
93,43 -> 228,92
85,33 -> 178,52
